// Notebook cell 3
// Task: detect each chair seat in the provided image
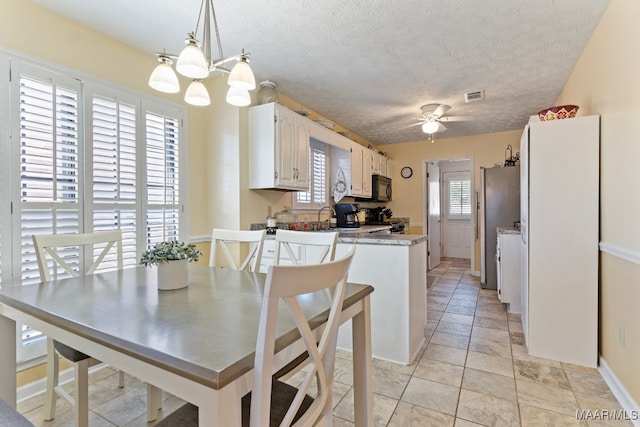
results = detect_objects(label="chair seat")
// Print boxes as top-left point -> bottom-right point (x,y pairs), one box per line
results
53,340 -> 91,362
156,380 -> 314,427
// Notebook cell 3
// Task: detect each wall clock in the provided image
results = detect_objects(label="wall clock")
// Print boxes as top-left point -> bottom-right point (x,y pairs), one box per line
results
401,166 -> 413,179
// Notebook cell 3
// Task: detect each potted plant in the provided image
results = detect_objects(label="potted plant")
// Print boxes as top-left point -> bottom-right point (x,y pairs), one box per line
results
139,241 -> 201,290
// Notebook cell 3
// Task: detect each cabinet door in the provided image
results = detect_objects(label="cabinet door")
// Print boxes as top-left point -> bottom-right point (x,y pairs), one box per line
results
379,156 -> 388,177
350,143 -> 363,196
260,240 -> 305,272
294,118 -> 310,189
372,152 -> 381,175
362,148 -> 373,197
276,111 -> 296,187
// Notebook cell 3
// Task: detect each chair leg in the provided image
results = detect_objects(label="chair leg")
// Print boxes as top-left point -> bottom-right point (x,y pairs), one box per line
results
118,370 -> 125,388
43,338 -> 58,421
146,384 -> 163,422
73,359 -> 90,427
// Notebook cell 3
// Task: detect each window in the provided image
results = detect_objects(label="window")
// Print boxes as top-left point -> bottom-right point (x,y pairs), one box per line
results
293,139 -> 329,210
1,55 -> 187,363
446,172 -> 471,218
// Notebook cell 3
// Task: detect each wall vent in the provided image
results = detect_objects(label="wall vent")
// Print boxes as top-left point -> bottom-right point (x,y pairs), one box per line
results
464,90 -> 484,103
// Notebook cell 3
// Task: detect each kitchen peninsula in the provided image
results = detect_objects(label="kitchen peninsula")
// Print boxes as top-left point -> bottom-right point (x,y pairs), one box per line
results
257,226 -> 427,365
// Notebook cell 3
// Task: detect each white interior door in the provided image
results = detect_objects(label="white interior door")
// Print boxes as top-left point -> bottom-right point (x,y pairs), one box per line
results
442,171 -> 473,259
427,162 -> 441,269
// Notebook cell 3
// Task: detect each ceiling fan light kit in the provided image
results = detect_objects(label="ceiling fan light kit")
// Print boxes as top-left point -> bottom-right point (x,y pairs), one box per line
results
407,103 -> 474,138
421,120 -> 439,134
148,0 -> 255,107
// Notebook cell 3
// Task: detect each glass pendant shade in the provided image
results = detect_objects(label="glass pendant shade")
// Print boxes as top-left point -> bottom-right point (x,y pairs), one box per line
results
184,80 -> 211,106
176,40 -> 209,79
226,86 -> 251,107
422,121 -> 439,134
228,59 -> 256,90
148,62 -> 180,93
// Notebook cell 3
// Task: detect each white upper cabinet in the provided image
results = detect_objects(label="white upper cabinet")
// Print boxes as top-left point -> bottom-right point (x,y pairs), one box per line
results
249,103 -> 310,190
371,151 -> 389,178
361,147 -> 373,197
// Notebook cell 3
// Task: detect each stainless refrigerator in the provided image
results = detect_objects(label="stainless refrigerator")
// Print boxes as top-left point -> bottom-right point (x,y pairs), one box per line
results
480,166 -> 520,289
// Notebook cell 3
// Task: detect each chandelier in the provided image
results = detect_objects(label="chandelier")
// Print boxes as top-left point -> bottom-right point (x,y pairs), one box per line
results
148,0 -> 256,107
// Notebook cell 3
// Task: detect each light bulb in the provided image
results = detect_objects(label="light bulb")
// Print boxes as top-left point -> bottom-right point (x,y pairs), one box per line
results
184,80 -> 210,106
148,60 -> 180,94
176,35 -> 209,79
226,86 -> 251,107
422,121 -> 439,134
228,58 -> 256,90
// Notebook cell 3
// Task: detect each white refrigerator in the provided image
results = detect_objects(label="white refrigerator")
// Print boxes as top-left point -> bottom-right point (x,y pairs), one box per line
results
520,115 -> 599,367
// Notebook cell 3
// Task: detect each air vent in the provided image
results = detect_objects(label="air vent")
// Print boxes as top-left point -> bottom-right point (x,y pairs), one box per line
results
464,90 -> 484,103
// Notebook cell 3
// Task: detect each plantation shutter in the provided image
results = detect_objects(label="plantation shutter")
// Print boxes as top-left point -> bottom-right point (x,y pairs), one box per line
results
12,64 -> 82,359
294,139 -> 328,209
88,89 -> 139,269
447,174 -> 472,217
16,70 -> 82,285
144,107 -> 182,247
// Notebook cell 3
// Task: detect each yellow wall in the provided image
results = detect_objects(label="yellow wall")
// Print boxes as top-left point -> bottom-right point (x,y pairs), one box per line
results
555,0 -> 640,404
380,130 -> 522,272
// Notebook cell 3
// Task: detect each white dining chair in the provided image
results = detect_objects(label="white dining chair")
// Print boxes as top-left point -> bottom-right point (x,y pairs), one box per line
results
32,231 -> 160,426
209,228 -> 266,272
155,246 -> 357,427
274,229 -> 338,265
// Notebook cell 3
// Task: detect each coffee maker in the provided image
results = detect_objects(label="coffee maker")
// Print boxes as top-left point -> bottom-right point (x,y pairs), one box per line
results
335,203 -> 360,228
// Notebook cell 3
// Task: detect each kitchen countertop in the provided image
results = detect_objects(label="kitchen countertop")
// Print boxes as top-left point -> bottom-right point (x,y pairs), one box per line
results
497,226 -> 521,234
263,225 -> 427,246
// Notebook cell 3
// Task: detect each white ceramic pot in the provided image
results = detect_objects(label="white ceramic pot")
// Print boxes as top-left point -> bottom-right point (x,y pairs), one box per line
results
157,259 -> 189,290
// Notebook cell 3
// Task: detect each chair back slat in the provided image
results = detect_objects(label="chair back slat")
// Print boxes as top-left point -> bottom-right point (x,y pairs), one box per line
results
250,246 -> 356,427
210,229 -> 266,272
273,230 -> 338,266
32,231 -> 123,282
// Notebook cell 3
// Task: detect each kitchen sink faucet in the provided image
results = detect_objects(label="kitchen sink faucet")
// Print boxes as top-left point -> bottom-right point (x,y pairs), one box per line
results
317,206 -> 336,230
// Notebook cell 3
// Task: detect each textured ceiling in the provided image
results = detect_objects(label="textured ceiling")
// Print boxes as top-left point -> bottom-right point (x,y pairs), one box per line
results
31,0 -> 610,145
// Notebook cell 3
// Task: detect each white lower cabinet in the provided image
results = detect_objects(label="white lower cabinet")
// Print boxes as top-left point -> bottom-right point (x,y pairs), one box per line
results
335,240 -> 427,365
259,239 -> 304,272
496,230 -> 521,314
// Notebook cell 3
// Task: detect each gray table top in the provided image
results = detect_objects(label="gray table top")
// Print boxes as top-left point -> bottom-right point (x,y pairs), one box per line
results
0,265 -> 373,390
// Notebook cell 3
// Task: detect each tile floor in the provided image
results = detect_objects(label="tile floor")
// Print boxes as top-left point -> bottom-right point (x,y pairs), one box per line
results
17,258 -> 629,426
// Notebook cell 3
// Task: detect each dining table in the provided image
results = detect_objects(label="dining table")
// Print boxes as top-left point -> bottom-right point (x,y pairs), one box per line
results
0,264 -> 374,426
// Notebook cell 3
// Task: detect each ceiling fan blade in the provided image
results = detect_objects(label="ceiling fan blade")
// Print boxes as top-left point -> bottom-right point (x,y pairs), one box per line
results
432,104 -> 451,118
437,122 -> 447,132
400,121 -> 424,129
439,115 -> 474,122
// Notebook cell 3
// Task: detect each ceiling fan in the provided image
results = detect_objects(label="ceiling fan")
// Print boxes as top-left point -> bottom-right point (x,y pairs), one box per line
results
409,103 -> 473,135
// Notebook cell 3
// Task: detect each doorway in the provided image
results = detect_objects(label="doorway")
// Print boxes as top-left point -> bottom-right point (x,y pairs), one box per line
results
423,157 -> 475,272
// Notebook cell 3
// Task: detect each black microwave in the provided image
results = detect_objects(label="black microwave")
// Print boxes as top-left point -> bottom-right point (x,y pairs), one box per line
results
371,175 -> 392,202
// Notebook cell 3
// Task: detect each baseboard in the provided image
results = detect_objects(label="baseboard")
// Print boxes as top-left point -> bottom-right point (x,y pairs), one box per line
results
17,363 -> 109,403
472,270 -> 480,277
190,235 -> 211,244
599,357 -> 640,426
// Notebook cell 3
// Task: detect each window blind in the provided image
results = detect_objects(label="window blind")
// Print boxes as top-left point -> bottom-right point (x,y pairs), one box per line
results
90,94 -> 138,268
294,140 -> 328,209
448,178 -> 472,216
2,57 -> 186,363
145,112 -> 181,246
